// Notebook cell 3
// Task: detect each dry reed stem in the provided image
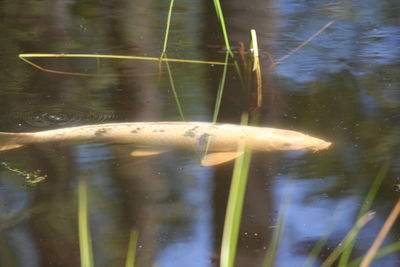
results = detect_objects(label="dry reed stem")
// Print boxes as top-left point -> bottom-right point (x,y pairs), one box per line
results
272,20 -> 335,68
360,198 -> 400,267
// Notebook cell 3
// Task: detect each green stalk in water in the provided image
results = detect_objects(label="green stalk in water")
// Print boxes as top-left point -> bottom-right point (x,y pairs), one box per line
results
125,229 -> 138,267
78,179 -> 94,267
161,0 -> 174,55
212,0 -> 243,85
262,182 -> 292,267
220,113 -> 253,267
338,156 -> 393,266
211,51 -> 230,123
158,0 -> 185,121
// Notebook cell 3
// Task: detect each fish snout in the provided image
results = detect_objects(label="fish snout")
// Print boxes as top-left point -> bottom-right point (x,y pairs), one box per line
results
290,134 -> 332,151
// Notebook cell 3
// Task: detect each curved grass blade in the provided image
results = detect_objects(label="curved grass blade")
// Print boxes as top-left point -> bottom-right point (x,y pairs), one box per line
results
19,53 -> 227,77
19,53 -> 227,65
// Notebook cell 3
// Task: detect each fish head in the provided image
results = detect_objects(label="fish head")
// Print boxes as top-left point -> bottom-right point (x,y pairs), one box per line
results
254,129 -> 332,152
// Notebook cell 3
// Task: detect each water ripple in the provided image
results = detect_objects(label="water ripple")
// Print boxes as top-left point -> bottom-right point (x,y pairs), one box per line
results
2,104 -> 118,130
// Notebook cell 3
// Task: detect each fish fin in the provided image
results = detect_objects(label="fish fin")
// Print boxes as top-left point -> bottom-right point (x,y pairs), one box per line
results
130,148 -> 170,157
0,132 -> 26,152
201,152 -> 244,166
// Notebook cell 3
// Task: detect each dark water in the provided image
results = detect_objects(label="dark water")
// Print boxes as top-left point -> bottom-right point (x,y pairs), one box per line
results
0,1 -> 399,266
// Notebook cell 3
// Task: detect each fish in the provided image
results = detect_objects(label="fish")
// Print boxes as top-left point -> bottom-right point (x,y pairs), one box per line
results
0,122 -> 331,166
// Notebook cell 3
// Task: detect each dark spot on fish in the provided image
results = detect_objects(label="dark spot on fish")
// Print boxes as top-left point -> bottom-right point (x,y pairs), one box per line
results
131,127 -> 142,134
151,129 -> 166,133
95,128 -> 109,137
198,133 -> 210,147
183,130 -> 195,138
183,127 -> 199,138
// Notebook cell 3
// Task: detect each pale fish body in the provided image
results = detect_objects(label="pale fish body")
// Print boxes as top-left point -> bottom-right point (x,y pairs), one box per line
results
0,122 -> 331,153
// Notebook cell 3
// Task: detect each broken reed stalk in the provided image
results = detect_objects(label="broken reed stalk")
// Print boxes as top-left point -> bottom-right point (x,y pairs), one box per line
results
360,198 -> 400,267
338,157 -> 393,266
249,29 -> 262,111
320,211 -> 375,267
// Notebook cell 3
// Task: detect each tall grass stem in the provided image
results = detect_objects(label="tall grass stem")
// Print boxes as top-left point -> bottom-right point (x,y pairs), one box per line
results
220,113 -> 252,267
78,179 -> 94,267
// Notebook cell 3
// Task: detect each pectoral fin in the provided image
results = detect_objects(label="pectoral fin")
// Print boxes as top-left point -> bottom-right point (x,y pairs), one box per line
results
130,148 -> 170,157
201,152 -> 244,166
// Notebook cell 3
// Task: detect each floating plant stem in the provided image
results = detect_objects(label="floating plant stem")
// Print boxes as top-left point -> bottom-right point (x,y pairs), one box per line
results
1,161 -> 47,184
19,54 -> 226,65
19,53 -> 227,77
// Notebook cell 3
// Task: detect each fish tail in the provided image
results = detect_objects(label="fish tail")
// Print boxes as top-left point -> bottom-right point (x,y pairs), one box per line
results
0,132 -> 29,151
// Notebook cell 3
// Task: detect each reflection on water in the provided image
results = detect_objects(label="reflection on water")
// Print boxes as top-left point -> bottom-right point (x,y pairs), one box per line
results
0,0 -> 399,266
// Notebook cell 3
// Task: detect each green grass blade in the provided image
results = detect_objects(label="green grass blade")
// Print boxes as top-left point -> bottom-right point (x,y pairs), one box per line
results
19,53 -> 227,66
164,59 -> 185,121
212,0 -> 233,57
220,113 -> 252,267
302,205 -> 343,267
211,51 -> 229,123
161,0 -> 174,55
125,229 -> 138,267
262,182 -> 292,267
338,156 -> 393,266
78,179 -> 94,267
212,0 -> 243,85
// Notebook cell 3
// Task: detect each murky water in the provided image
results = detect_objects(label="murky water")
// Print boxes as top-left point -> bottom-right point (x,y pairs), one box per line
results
0,1 -> 399,266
